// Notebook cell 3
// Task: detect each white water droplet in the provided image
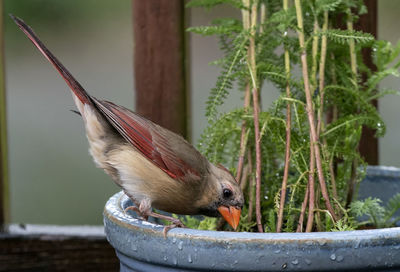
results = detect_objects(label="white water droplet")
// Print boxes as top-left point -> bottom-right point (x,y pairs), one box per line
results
178,241 -> 183,250
336,255 -> 344,262
330,253 -> 336,261
291,259 -> 299,265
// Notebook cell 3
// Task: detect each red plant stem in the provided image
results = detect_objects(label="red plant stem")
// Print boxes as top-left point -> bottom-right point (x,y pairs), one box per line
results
276,0 -> 292,233
316,11 -> 328,138
276,92 -> 291,233
252,86 -> 263,232
247,151 -> 254,222
294,0 -> 337,222
240,162 -> 250,191
305,135 -> 316,232
248,176 -> 254,222
296,181 -> 309,232
236,84 -> 251,182
246,0 -> 263,233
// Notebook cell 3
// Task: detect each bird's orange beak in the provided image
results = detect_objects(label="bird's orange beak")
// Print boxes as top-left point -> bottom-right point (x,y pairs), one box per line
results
217,206 -> 241,230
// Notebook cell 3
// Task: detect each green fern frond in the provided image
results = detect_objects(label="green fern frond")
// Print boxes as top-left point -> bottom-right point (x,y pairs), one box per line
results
205,35 -> 248,121
373,40 -> 400,71
316,0 -> 343,12
367,89 -> 400,102
350,197 -> 385,227
322,115 -> 378,138
320,29 -> 374,45
384,193 -> 400,225
187,25 -> 238,36
366,68 -> 400,93
186,0 -> 246,10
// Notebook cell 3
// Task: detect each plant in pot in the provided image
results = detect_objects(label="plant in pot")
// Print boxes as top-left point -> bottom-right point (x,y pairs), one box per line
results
104,0 -> 400,270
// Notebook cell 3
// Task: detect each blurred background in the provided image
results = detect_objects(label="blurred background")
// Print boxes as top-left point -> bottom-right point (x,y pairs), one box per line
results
3,0 -> 400,225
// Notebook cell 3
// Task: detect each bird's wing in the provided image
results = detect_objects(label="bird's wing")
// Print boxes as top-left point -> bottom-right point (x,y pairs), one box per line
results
92,99 -> 208,182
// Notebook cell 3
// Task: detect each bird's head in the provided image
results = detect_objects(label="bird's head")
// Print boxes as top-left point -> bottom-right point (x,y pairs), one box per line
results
200,163 -> 244,230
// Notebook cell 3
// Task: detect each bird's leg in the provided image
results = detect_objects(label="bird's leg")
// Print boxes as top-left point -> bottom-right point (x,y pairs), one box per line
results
124,198 -> 149,220
124,197 -> 186,236
146,211 -> 186,237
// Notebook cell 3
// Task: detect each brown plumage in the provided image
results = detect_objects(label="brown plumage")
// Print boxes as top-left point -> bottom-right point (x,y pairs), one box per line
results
11,15 -> 244,230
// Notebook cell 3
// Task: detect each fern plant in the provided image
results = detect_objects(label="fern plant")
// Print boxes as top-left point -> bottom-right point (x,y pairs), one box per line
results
187,0 -> 400,232
351,193 -> 400,228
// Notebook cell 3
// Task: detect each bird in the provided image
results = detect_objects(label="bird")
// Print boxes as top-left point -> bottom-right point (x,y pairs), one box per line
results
11,15 -> 244,232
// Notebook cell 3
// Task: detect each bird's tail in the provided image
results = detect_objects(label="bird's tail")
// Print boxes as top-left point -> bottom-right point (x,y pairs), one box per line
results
10,14 -> 92,106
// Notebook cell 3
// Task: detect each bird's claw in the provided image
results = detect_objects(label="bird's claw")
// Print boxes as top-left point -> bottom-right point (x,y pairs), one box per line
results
124,205 -> 148,220
162,220 -> 186,238
124,204 -> 187,238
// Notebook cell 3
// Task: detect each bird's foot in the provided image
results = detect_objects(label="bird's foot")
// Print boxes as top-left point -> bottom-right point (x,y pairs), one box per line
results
124,205 -> 149,221
123,198 -> 186,237
147,212 -> 186,238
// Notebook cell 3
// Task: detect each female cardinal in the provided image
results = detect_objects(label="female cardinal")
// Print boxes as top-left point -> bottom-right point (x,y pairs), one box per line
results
11,15 -> 244,231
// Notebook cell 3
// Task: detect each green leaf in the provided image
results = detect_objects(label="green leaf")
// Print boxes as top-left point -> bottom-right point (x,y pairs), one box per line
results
320,29 -> 374,45
316,0 -> 343,12
350,197 -> 385,227
384,193 -> 400,226
186,0 -> 246,10
187,25 -> 239,36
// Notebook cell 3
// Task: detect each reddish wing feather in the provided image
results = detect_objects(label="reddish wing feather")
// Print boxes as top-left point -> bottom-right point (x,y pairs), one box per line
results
93,99 -> 199,181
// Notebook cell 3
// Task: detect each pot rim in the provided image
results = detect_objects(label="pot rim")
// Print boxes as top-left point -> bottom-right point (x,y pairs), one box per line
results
103,165 -> 400,271
104,191 -> 400,242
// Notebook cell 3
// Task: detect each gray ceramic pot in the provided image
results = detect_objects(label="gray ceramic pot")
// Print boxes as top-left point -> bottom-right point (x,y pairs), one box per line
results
103,166 -> 400,271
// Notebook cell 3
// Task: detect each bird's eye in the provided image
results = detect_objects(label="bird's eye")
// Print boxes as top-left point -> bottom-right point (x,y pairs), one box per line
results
223,189 -> 232,199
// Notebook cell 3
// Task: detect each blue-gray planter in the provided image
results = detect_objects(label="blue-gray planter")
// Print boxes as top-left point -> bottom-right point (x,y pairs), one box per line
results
103,166 -> 400,271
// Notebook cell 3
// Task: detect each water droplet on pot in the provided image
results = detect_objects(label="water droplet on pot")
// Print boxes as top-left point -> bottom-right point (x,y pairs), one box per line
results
163,256 -> 168,262
305,258 -> 312,265
336,255 -> 344,262
274,249 -> 281,254
172,237 -> 177,244
291,259 -> 299,265
318,240 -> 326,246
178,241 -> 183,250
188,254 -> 193,263
330,253 -> 336,261
173,257 -> 178,265
282,263 -> 287,269
132,245 -> 137,252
